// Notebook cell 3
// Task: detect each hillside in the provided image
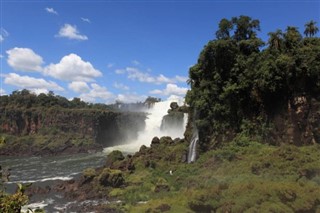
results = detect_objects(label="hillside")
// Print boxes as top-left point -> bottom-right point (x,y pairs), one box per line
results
0,90 -> 146,156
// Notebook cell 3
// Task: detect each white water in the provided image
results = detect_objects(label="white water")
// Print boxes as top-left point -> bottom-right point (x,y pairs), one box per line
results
187,126 -> 199,163
104,99 -> 188,153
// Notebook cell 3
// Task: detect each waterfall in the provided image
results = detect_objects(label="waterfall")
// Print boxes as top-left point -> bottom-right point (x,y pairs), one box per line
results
103,99 -> 187,153
187,125 -> 199,163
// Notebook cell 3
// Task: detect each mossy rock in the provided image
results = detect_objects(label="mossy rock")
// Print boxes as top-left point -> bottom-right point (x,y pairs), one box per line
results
98,168 -> 124,188
154,178 -> 170,193
106,150 -> 125,167
159,136 -> 173,145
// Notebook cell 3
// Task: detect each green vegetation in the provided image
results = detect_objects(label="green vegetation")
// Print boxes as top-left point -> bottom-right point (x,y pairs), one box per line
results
0,89 -> 111,110
185,15 -> 320,149
94,138 -> 320,212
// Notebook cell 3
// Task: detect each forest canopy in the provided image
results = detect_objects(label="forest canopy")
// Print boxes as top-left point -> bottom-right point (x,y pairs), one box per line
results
186,16 -> 320,148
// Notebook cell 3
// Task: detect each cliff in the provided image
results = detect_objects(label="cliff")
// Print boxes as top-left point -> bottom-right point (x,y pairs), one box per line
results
0,93 -> 146,156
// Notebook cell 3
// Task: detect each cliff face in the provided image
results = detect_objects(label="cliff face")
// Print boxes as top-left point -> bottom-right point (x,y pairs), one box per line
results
0,107 -> 146,155
270,96 -> 320,146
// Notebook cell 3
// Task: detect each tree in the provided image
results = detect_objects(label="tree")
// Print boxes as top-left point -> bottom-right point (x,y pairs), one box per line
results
216,18 -> 233,39
232,15 -> 260,41
304,20 -> 319,37
268,29 -> 284,51
284,26 -> 302,50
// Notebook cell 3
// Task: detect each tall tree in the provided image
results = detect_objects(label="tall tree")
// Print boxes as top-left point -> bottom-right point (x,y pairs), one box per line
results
284,26 -> 302,50
216,18 -> 233,39
268,29 -> 283,51
304,20 -> 319,37
232,15 -> 260,41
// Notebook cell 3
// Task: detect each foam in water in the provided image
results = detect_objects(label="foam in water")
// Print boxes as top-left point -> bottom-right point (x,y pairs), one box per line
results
104,99 -> 188,153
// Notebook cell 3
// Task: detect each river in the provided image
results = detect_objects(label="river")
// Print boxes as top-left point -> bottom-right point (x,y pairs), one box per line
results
0,152 -> 107,212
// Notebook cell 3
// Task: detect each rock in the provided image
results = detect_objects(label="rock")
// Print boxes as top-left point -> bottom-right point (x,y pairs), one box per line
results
98,168 -> 124,188
139,145 -> 148,153
160,136 -> 173,145
170,102 -> 179,110
105,150 -> 125,167
151,137 -> 160,146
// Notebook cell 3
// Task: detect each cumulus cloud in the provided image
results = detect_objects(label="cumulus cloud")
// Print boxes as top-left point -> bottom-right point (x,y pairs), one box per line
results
126,67 -> 155,83
113,82 -> 129,90
80,83 -> 114,103
81,17 -> 91,23
116,66 -> 188,85
56,24 -> 88,40
4,73 -> 64,92
45,7 -> 58,15
44,53 -> 102,82
149,83 -> 188,96
6,47 -> 44,72
68,81 -> 90,93
175,75 -> 188,82
116,93 -> 147,103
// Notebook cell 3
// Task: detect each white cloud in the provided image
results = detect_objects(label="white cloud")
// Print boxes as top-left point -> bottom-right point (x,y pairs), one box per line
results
115,69 -> 125,74
44,53 -> 102,82
6,47 -> 44,72
45,7 -> 58,15
80,83 -> 114,103
116,66 -> 188,85
68,81 -> 90,93
116,93 -> 147,104
175,75 -> 188,82
56,24 -> 88,40
4,73 -> 64,92
127,67 -> 155,83
150,83 -> 188,96
0,88 -> 6,96
113,82 -> 129,90
0,28 -> 9,43
81,17 -> 91,23
32,88 -> 50,95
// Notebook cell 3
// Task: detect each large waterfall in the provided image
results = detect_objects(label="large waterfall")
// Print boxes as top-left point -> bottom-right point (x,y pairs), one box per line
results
104,100 -> 188,153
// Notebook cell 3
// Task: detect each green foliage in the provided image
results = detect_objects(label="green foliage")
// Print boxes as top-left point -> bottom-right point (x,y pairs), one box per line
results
186,16 -> 320,148
108,138 -> 320,212
0,90 -> 111,110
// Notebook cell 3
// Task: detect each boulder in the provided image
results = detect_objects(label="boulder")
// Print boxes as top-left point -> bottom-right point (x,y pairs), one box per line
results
98,168 -> 124,188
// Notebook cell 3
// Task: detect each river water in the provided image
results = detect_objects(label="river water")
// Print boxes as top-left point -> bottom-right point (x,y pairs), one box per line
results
0,152 -> 107,212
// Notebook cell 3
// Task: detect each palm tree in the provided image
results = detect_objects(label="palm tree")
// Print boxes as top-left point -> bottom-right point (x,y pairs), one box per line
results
268,29 -> 283,50
304,20 -> 319,37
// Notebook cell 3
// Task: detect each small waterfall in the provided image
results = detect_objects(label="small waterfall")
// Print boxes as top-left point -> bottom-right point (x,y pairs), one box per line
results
187,125 -> 199,163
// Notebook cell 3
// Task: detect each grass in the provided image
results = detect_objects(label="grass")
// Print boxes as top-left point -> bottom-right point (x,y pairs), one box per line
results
104,138 -> 320,212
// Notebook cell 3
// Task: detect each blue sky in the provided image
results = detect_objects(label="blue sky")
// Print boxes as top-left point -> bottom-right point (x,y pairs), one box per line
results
0,0 -> 319,103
